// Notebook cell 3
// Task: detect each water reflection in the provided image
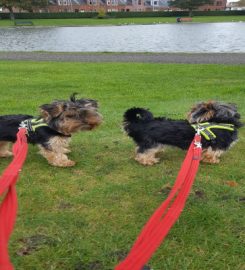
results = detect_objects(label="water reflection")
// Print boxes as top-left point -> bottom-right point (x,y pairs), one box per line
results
0,22 -> 244,52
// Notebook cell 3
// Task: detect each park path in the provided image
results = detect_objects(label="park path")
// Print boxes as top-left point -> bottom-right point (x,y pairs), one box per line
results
0,52 -> 245,64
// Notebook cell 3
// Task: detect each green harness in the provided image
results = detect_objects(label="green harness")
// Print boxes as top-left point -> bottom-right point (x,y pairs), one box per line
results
191,122 -> 235,140
20,118 -> 48,134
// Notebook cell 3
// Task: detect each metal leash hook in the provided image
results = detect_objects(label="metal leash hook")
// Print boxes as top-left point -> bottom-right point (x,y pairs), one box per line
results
19,121 -> 28,129
194,124 -> 202,149
19,120 -> 29,135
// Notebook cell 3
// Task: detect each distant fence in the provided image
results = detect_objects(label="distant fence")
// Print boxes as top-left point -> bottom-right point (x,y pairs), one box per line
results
0,10 -> 245,20
109,10 -> 245,18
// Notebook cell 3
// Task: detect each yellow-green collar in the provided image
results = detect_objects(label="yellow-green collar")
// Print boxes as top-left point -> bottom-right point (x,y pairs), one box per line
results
21,118 -> 48,134
191,122 -> 235,140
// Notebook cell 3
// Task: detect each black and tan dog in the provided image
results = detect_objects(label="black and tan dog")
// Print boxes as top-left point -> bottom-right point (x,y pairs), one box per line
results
0,94 -> 102,167
123,101 -> 242,166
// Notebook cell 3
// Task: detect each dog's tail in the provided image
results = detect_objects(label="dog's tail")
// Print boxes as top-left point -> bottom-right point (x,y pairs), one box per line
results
123,107 -> 154,123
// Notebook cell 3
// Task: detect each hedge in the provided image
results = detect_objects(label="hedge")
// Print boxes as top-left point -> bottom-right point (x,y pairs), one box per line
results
0,12 -> 98,20
0,10 -> 244,20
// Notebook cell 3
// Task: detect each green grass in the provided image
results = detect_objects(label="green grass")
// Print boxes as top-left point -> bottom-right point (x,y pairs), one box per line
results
0,15 -> 244,27
0,61 -> 244,270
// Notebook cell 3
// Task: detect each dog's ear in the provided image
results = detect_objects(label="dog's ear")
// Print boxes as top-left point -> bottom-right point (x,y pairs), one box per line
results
70,93 -> 78,103
40,102 -> 65,120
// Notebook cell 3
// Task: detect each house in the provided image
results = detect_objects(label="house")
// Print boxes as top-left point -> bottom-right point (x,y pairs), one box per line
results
226,0 -> 245,10
197,0 -> 227,11
0,0 -> 229,13
46,0 -> 228,12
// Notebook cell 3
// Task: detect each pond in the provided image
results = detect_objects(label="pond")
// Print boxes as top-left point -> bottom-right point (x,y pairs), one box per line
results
0,22 -> 244,53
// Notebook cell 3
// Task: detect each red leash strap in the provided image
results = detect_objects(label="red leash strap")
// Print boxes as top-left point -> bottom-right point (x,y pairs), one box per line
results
115,133 -> 202,270
0,128 -> 28,270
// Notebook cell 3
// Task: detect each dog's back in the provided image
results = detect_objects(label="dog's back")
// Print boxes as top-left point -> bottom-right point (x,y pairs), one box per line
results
0,114 -> 32,142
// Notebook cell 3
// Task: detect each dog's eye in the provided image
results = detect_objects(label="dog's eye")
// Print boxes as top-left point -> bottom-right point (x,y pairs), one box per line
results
66,115 -> 74,118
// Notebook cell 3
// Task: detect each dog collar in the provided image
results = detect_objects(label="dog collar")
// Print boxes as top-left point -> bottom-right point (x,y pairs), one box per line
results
20,118 -> 48,134
191,122 -> 235,141
20,118 -> 72,137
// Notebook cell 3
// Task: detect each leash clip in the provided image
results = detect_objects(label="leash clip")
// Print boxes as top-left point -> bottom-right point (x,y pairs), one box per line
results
19,121 -> 28,129
19,120 -> 29,135
194,124 -> 202,149
196,124 -> 204,135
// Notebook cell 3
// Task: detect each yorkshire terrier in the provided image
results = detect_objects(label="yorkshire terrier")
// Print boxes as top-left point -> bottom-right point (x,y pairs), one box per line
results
123,101 -> 242,166
0,94 -> 102,167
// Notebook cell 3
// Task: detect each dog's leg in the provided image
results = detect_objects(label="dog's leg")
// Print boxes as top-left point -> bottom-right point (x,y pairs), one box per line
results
135,145 -> 163,166
38,137 -> 75,167
60,137 -> 72,153
0,141 -> 13,158
201,147 -> 224,164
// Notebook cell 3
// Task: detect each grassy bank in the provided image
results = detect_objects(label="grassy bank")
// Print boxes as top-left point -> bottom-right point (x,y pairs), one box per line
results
0,61 -> 244,270
0,15 -> 244,27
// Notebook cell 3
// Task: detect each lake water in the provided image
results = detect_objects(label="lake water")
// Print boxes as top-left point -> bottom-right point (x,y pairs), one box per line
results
0,22 -> 244,53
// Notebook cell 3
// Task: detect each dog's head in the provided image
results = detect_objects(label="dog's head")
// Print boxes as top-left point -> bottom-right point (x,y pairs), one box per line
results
39,94 -> 102,135
187,100 -> 242,127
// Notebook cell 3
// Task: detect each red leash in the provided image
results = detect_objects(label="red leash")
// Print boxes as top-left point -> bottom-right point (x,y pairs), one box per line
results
0,128 -> 28,270
115,133 -> 202,270
0,129 -> 201,270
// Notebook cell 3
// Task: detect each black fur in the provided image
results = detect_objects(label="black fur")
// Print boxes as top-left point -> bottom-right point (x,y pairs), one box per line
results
0,114 -> 65,149
123,105 -> 242,165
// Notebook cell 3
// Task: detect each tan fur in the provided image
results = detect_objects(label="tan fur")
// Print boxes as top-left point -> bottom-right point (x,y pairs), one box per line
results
200,110 -> 215,122
201,147 -> 224,164
55,110 -> 102,135
38,137 -> 75,167
135,145 -> 164,166
0,141 -> 12,157
40,103 -> 65,121
187,101 -> 215,123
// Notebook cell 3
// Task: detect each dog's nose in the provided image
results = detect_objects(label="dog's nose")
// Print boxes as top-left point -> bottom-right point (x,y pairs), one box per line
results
85,111 -> 103,129
89,114 -> 103,125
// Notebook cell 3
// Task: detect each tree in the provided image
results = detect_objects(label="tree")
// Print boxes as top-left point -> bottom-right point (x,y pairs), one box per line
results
168,0 -> 214,17
237,0 -> 245,7
0,0 -> 48,20
20,0 -> 49,12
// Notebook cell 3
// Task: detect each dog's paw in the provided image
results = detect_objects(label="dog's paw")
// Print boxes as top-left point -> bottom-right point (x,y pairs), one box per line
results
62,160 -> 76,167
201,157 -> 220,164
135,156 -> 160,166
50,160 -> 76,167
0,151 -> 13,158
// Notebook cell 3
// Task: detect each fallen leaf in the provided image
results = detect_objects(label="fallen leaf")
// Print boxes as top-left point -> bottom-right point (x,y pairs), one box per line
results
225,181 -> 238,187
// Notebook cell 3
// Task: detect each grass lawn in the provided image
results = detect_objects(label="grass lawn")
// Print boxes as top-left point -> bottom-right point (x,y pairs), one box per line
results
0,16 -> 244,27
0,61 -> 244,270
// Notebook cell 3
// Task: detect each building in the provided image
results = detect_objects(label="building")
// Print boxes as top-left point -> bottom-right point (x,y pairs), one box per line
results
47,0 -> 171,12
197,0 -> 227,11
0,0 -> 228,13
226,0 -> 245,10
47,0 -> 228,12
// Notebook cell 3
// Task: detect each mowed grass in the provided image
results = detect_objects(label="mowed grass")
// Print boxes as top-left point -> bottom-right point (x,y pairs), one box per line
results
0,61 -> 244,270
0,15 -> 245,27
